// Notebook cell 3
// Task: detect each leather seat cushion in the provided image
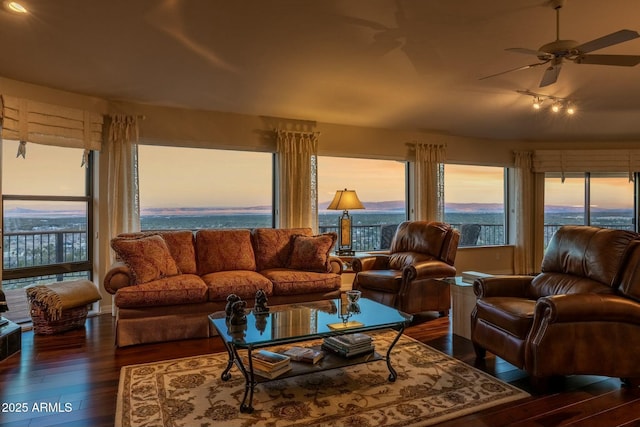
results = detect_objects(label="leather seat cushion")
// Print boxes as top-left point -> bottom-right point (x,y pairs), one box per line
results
356,270 -> 403,293
475,297 -> 536,339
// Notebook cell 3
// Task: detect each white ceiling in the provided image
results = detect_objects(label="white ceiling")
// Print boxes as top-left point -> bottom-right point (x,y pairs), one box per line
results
2,0 -> 640,141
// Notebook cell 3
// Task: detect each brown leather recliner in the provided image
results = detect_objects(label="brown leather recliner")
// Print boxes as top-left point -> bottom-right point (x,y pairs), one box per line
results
352,221 -> 460,315
471,225 -> 640,391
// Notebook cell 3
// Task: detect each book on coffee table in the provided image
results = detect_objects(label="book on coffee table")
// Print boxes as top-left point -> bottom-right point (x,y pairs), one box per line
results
253,363 -> 292,379
283,346 -> 325,364
322,333 -> 375,357
249,350 -> 291,371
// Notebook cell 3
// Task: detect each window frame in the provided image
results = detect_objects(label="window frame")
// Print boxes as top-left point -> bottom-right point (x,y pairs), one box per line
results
137,145 -> 276,231
443,163 -> 509,247
2,152 -> 94,281
542,171 -> 638,246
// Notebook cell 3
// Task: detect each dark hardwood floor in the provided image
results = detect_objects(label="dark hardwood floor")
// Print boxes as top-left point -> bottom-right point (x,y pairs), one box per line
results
2,314 -> 640,427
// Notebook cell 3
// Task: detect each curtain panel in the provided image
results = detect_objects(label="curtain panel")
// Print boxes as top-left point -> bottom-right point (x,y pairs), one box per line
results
0,95 -> 103,155
413,143 -> 445,221
513,151 -> 537,274
106,115 -> 140,246
276,130 -> 318,229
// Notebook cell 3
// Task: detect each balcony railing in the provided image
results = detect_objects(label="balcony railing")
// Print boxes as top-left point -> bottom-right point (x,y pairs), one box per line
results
3,230 -> 88,268
319,223 -> 507,251
319,223 -> 635,252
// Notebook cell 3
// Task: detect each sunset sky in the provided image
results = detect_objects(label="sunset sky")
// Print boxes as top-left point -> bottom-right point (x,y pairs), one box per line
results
1,140 -> 634,211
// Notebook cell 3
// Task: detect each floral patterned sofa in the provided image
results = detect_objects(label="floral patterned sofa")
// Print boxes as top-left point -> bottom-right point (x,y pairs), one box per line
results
103,228 -> 342,346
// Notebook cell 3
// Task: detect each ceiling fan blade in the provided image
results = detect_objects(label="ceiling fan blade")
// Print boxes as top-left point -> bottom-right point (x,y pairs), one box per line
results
479,60 -> 549,80
574,29 -> 640,53
506,47 -> 552,58
574,54 -> 640,66
539,62 -> 562,87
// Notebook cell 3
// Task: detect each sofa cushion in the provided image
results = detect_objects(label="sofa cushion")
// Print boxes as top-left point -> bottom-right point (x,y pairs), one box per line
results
261,268 -> 341,295
114,274 -> 207,308
529,271 -> 614,299
155,231 -> 197,274
475,297 -> 536,339
196,229 -> 256,274
252,228 -> 312,270
390,221 -> 449,259
201,271 -> 273,301
288,233 -> 337,272
111,235 -> 180,284
114,230 -> 197,274
541,226 -> 637,288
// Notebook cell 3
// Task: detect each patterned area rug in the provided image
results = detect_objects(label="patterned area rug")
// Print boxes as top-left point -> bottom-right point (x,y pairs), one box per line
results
116,332 -> 529,427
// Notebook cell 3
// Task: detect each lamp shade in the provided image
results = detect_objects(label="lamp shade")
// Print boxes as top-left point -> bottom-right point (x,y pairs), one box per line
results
327,189 -> 365,211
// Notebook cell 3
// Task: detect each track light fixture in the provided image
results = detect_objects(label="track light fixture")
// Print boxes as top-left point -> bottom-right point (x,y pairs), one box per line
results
533,97 -> 543,109
517,89 -> 576,116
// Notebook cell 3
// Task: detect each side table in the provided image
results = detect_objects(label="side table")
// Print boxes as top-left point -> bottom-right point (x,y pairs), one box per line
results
444,277 -> 477,340
1,319 -> 22,361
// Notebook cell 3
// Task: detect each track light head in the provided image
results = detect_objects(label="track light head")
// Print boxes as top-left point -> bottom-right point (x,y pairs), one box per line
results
533,97 -> 543,109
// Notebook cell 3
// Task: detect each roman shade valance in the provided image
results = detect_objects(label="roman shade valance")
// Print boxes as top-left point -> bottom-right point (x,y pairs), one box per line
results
0,95 -> 103,151
533,149 -> 640,181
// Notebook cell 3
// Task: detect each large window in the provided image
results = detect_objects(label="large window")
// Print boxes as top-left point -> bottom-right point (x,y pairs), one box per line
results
544,172 -> 635,246
444,164 -> 506,246
317,156 -> 407,251
2,141 -> 93,323
137,146 -> 273,230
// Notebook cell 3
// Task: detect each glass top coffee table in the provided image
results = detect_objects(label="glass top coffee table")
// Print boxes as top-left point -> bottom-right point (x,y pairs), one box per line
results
209,297 -> 413,413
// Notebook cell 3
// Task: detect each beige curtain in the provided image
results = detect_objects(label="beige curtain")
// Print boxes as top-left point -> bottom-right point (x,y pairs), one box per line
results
276,130 -> 318,229
106,115 -> 140,242
513,151 -> 537,274
413,143 -> 445,221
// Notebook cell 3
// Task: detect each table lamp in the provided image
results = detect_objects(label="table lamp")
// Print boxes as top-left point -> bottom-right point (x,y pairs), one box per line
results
327,188 -> 365,256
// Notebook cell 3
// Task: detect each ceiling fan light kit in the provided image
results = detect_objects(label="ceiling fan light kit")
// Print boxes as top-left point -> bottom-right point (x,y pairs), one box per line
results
482,0 -> 640,87
518,90 -> 575,116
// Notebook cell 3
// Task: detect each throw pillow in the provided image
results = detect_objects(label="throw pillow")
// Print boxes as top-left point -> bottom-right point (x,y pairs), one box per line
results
288,233 -> 337,273
111,235 -> 180,284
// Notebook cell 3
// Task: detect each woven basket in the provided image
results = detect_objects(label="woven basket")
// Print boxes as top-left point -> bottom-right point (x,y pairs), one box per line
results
30,303 -> 89,335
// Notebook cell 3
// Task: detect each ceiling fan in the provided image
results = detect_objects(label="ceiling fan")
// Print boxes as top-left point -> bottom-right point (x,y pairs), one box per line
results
481,0 -> 640,87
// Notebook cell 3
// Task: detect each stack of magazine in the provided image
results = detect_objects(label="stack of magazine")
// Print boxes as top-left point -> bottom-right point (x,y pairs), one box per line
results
245,350 -> 291,379
322,333 -> 374,357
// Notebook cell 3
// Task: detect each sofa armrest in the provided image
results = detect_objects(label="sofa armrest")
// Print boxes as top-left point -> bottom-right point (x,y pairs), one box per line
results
103,261 -> 134,294
404,260 -> 456,281
352,254 -> 391,272
328,256 -> 343,275
473,275 -> 533,298
535,293 -> 640,324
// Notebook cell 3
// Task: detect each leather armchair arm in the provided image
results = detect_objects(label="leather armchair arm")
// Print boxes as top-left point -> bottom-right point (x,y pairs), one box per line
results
404,260 -> 456,281
352,254 -> 390,272
328,256 -> 344,275
535,293 -> 640,324
103,261 -> 134,294
473,275 -> 533,298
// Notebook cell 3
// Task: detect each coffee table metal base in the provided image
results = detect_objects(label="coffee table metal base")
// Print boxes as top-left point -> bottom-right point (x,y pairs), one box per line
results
220,324 -> 406,413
